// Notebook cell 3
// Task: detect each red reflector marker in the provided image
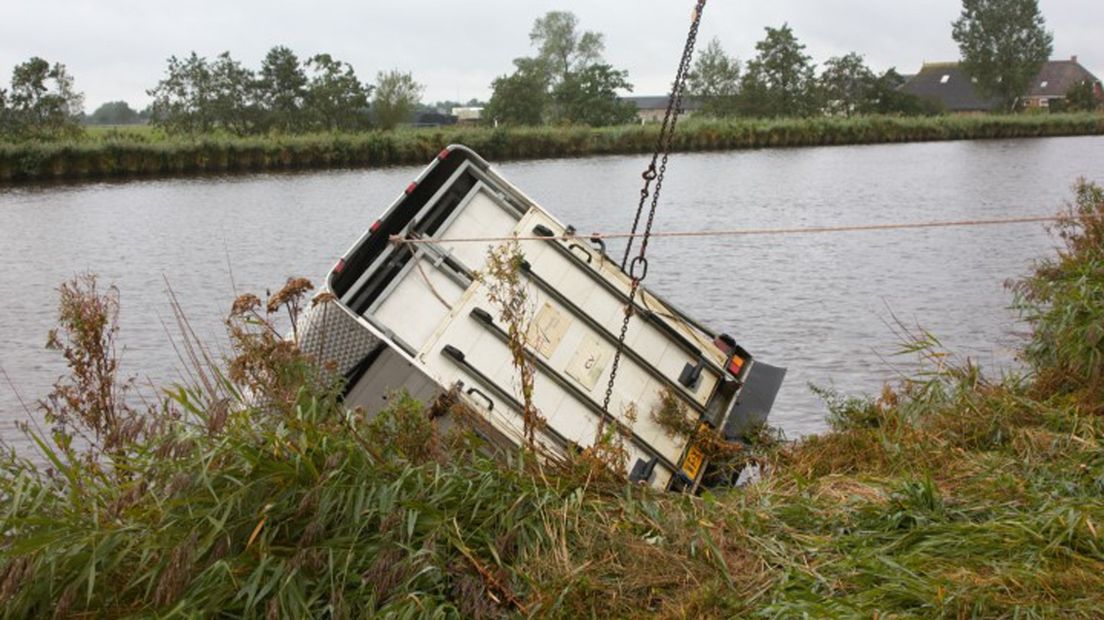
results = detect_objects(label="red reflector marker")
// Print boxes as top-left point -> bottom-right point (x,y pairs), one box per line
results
437,148 -> 450,160
369,220 -> 382,234
728,356 -> 745,376
333,258 -> 346,275
405,182 -> 417,195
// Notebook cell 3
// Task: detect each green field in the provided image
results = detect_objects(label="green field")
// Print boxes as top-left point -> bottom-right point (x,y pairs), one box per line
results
1,180 -> 1101,617
2,113 -> 1102,183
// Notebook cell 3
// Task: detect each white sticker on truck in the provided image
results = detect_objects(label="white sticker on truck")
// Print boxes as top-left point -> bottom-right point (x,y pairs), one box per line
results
565,335 -> 610,391
527,302 -> 571,358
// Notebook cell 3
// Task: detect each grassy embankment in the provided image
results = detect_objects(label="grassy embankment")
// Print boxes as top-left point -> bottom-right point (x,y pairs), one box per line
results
1,113 -> 1102,183
0,182 -> 1102,617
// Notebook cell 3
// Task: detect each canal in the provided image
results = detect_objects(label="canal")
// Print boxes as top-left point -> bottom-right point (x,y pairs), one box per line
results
2,136 -> 1103,452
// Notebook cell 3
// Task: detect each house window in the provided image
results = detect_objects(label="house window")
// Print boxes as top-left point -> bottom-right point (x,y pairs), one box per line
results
940,74 -> 950,84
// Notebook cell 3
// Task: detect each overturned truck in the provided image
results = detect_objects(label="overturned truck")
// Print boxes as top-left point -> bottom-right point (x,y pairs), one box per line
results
298,145 -> 784,492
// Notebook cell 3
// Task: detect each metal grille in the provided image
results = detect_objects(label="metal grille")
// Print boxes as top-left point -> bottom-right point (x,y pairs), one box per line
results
296,300 -> 380,377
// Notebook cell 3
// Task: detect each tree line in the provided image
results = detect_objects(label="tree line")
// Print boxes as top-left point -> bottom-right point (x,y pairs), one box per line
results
144,47 -> 422,134
482,16 -> 941,126
1,0 -> 1099,142
0,48 -> 426,139
685,28 -> 941,120
486,1 -> 1098,124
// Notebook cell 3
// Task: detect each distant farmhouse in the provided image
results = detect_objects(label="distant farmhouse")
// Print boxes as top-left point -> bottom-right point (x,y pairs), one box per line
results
411,106 -> 483,128
621,96 -> 702,123
902,56 -> 1103,113
451,107 -> 484,125
411,112 -> 457,128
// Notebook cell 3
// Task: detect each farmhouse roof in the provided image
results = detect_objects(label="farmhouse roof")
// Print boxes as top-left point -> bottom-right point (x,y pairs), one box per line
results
900,63 -> 1000,112
901,57 -> 1102,111
1028,57 -> 1101,97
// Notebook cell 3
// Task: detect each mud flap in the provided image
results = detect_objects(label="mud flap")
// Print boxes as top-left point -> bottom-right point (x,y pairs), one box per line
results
724,361 -> 786,441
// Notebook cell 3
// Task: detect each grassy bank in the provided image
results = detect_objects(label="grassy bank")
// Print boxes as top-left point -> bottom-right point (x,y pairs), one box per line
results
1,183 -> 1102,617
2,113 -> 1102,183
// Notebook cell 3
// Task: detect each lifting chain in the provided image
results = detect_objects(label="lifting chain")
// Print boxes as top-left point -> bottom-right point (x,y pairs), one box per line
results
600,0 -> 708,421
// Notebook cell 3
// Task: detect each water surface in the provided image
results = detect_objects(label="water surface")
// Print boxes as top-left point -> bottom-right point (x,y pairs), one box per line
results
2,136 -> 1102,453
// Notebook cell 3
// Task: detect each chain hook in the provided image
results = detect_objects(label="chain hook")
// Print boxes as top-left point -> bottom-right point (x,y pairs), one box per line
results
628,256 -> 649,282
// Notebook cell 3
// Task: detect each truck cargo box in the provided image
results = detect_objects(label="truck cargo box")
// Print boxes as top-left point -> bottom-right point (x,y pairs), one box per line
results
298,145 -> 784,491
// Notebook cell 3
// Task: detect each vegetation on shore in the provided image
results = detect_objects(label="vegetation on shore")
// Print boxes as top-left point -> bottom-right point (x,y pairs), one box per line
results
1,112 -> 1101,183
1,180 -> 1102,617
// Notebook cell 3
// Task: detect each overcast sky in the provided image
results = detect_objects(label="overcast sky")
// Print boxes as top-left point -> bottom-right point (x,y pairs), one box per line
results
1,0 -> 1100,112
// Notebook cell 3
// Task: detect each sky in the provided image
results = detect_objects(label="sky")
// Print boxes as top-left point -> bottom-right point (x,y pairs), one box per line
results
1,0 -> 1100,112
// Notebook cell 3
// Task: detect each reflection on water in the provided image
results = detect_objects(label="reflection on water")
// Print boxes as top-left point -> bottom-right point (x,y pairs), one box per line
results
2,137 -> 1102,453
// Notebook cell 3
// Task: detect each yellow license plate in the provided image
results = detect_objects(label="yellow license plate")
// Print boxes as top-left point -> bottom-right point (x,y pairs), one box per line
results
681,444 -> 705,481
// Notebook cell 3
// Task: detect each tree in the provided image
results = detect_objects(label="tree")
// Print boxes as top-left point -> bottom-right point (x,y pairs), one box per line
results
1063,80 -> 1100,112
372,70 -> 423,130
305,54 -> 371,131
739,25 -> 818,118
85,101 -> 141,125
952,0 -> 1053,111
485,61 -> 550,126
528,11 -> 604,85
551,63 -> 636,126
819,53 -> 875,117
147,52 -> 215,134
4,57 -> 84,138
148,52 -> 255,135
686,37 -> 741,117
256,46 -> 308,132
208,52 -> 256,135
0,88 -> 9,135
486,11 -> 631,127
858,69 -> 944,116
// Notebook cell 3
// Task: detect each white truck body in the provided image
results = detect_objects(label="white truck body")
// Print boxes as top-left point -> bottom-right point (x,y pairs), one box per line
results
298,145 -> 785,491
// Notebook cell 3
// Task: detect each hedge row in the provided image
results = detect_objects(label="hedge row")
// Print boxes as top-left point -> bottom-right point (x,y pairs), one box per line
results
2,114 -> 1101,182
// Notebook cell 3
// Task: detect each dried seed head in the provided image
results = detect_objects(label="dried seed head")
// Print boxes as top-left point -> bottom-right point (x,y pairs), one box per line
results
311,291 -> 338,307
301,519 -> 324,547
0,557 -> 33,604
324,450 -> 345,470
296,488 -> 319,517
154,531 -> 198,607
206,398 -> 231,435
231,293 -> 262,316
166,471 -> 192,497
267,278 -> 314,313
53,586 -> 76,620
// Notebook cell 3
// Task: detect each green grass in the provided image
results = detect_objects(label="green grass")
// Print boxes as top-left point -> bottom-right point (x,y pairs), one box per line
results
2,113 -> 1102,183
0,183 -> 1102,617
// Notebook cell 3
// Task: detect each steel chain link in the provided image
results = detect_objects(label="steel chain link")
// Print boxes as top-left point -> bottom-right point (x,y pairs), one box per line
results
600,0 -> 708,419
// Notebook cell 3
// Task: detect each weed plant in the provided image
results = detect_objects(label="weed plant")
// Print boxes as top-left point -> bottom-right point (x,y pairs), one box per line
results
0,183 -> 1102,617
